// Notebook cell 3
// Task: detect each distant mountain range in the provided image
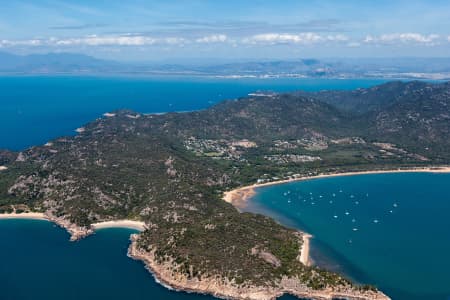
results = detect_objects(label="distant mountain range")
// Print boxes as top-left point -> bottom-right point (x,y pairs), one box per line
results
1,51 -> 450,79
0,52 -> 121,73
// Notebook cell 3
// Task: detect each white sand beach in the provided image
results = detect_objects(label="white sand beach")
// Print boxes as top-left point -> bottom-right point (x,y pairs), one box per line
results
0,212 -> 46,220
91,220 -> 146,231
0,213 -> 146,234
223,166 -> 450,268
300,233 -> 312,266
223,166 -> 450,209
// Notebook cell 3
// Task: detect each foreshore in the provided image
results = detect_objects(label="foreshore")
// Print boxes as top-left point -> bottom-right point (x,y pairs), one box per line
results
128,234 -> 390,300
0,213 -> 146,239
223,166 -> 450,209
0,212 -> 46,220
91,220 -> 146,231
299,233 -> 312,266
223,166 -> 450,268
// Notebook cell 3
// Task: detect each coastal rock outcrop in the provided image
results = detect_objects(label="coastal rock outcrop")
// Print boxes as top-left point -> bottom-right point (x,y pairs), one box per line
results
128,234 -> 390,300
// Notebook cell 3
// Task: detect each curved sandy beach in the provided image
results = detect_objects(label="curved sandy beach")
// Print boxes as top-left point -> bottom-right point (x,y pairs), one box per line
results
224,166 -> 450,209
0,213 -> 146,232
91,220 -> 146,231
223,166 -> 450,266
0,212 -> 47,220
299,233 -> 312,266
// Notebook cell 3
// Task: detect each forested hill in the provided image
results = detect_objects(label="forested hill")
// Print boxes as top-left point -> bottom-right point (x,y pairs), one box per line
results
0,80 -> 448,299
297,80 -> 449,113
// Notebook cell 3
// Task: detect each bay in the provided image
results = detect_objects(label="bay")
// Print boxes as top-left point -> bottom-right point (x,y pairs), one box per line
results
0,76 -> 386,150
245,173 -> 450,300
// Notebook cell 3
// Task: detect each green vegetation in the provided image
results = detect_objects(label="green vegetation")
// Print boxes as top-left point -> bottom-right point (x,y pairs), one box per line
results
0,81 -> 449,291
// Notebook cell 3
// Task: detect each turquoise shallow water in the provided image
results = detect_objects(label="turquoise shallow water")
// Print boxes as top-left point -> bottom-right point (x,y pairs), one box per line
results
2,77 -> 446,299
0,76 -> 386,150
244,173 -> 450,300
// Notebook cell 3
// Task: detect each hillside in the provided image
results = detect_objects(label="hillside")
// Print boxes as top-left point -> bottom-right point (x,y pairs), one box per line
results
0,52 -> 120,73
1,51 -> 450,79
1,81 -> 449,299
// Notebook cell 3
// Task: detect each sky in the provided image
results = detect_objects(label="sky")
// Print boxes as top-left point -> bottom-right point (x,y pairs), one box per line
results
0,0 -> 450,62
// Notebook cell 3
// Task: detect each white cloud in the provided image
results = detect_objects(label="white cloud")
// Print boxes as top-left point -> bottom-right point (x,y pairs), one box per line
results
364,33 -> 440,45
1,32 -> 446,50
55,35 -> 158,46
163,37 -> 187,45
0,39 -> 42,47
242,33 -> 349,45
244,33 -> 321,45
0,35 -> 190,47
347,42 -> 361,47
325,34 -> 349,42
196,34 -> 227,43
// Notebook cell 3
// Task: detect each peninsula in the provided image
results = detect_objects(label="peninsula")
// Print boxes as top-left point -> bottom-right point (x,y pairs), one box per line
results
2,81 -> 450,300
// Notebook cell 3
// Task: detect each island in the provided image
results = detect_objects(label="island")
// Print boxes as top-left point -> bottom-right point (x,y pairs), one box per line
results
1,80 -> 450,300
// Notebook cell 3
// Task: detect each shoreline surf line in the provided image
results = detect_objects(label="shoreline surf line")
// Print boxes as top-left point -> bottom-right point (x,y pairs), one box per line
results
223,166 -> 450,209
91,220 -> 146,231
223,166 -> 450,267
0,213 -> 146,232
300,233 -> 313,266
0,212 -> 46,220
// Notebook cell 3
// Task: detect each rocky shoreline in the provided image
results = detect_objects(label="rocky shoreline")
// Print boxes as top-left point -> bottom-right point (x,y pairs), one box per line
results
0,212 -> 141,241
127,234 -> 390,300
46,213 -> 94,241
1,205 -> 393,299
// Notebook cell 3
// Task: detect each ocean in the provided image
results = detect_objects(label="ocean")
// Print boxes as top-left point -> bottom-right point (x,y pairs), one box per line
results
0,76 -> 386,150
0,219 -> 300,300
0,219 -> 218,300
244,173 -> 450,300
1,76 -> 443,300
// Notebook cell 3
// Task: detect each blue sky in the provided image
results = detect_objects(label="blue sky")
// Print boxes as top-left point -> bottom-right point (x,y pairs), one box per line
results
1,0 -> 449,62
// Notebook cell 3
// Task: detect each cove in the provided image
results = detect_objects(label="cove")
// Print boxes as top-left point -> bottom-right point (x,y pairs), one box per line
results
243,172 -> 450,300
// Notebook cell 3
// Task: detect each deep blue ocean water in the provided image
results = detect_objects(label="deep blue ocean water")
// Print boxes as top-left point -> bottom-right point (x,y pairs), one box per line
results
0,219 -> 298,300
0,220 -> 215,300
2,76 -> 445,300
245,173 -> 450,300
0,76 -> 386,150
